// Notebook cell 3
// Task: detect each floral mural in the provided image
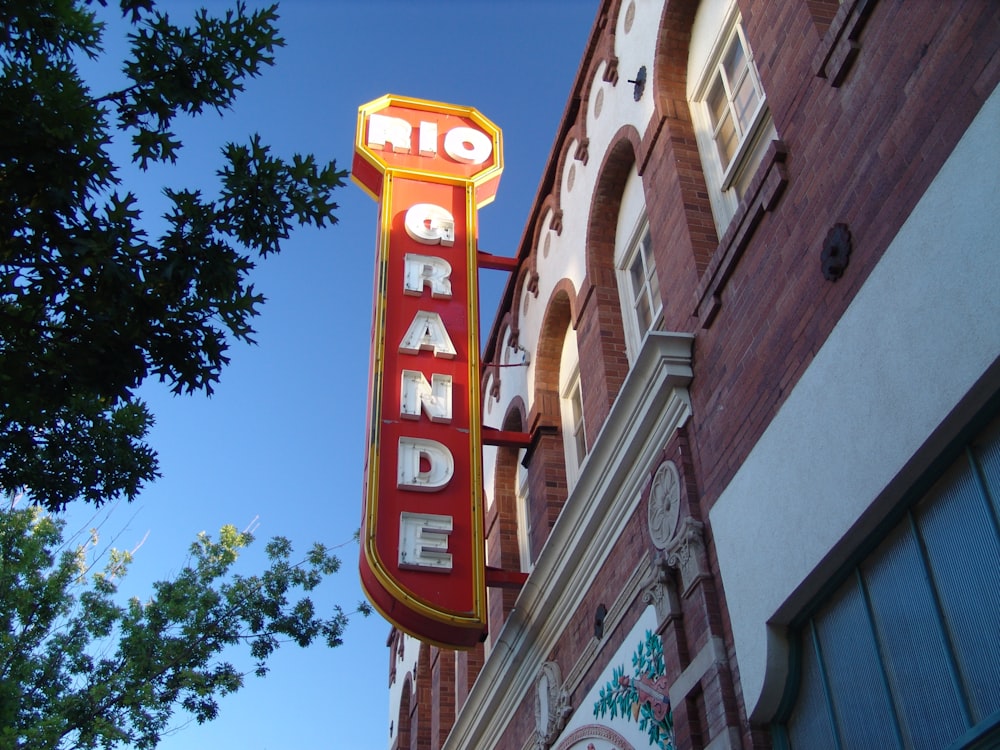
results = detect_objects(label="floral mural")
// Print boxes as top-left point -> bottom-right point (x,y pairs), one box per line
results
592,631 -> 674,750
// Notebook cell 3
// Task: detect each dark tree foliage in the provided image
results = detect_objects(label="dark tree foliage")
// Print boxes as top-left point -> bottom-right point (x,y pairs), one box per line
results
0,0 -> 346,510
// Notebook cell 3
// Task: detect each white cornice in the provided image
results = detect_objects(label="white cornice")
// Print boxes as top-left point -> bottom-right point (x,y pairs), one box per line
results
445,332 -> 694,750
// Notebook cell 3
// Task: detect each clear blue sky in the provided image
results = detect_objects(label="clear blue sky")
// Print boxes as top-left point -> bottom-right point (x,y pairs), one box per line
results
63,1 -> 600,748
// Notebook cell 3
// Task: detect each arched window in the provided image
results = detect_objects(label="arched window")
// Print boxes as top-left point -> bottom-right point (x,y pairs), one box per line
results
614,166 -> 661,362
688,0 -> 777,235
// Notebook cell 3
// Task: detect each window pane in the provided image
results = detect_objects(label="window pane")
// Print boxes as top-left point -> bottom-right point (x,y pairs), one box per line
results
574,425 -> 587,464
714,113 -> 738,167
814,578 -> 900,749
569,383 -> 582,424
731,66 -> 760,133
706,76 -> 729,128
918,456 -> 1000,723
570,384 -> 587,462
643,242 -> 661,307
634,294 -> 652,333
862,519 -> 967,749
629,254 -> 646,305
786,626 -> 839,750
722,33 -> 747,86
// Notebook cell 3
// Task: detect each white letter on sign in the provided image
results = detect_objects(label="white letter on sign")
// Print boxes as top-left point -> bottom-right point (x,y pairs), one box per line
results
397,437 -> 454,491
403,254 -> 452,298
400,370 -> 452,423
444,126 -> 492,165
399,311 -> 457,359
399,512 -> 453,571
368,113 -> 412,153
404,203 -> 455,246
418,121 -> 438,157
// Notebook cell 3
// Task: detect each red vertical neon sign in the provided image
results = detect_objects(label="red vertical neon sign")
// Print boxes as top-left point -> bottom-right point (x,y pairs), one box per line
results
352,95 -> 502,648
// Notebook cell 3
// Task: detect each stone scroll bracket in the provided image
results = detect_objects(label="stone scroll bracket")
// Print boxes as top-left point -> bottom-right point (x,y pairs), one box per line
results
534,661 -> 572,750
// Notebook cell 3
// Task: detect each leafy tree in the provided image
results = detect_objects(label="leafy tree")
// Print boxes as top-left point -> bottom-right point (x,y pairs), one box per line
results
0,502 -> 370,749
0,0 -> 346,511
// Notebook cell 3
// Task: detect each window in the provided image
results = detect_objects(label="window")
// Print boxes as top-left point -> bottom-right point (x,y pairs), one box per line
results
515,450 -> 532,572
559,328 -> 587,488
704,26 -> 765,182
689,1 -> 776,234
614,168 -> 659,363
775,414 -> 1000,750
618,221 -> 662,358
564,374 -> 587,467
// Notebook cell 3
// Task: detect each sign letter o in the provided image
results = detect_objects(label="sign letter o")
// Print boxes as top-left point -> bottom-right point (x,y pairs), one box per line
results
444,126 -> 493,165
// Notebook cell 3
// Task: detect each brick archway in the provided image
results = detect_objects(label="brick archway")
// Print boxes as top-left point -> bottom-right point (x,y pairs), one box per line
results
526,283 -> 577,556
486,398 -> 527,636
576,132 -> 637,441
394,673 -> 412,750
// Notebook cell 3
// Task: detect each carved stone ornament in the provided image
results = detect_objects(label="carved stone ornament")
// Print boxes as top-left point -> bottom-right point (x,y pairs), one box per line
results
647,460 -> 681,550
527,269 -> 540,297
665,517 -> 710,597
535,661 -> 572,749
642,557 -> 681,625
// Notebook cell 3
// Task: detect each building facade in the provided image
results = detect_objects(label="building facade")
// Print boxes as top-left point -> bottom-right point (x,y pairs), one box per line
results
385,1 -> 1000,748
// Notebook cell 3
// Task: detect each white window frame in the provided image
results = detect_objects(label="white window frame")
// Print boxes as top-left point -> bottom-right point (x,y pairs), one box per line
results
559,327 -> 587,489
515,450 -> 532,572
616,218 -> 663,362
689,1 -> 776,235
561,371 -> 587,478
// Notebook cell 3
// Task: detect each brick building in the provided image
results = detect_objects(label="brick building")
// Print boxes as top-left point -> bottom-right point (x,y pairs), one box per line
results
384,1 -> 1000,748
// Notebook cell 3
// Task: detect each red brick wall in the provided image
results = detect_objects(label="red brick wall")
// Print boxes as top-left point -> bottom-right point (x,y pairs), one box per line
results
414,644 -> 431,750
430,647 -> 455,750
687,0 -> 1000,516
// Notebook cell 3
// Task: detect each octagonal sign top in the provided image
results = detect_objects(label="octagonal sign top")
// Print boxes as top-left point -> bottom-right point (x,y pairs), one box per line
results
352,94 -> 503,208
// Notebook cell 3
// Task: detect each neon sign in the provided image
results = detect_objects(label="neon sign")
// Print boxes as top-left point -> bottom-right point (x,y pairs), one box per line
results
353,95 -> 502,648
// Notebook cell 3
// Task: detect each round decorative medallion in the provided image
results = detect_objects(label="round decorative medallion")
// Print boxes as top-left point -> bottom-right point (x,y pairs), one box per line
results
647,460 -> 681,549
567,163 -> 576,192
594,88 -> 604,119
